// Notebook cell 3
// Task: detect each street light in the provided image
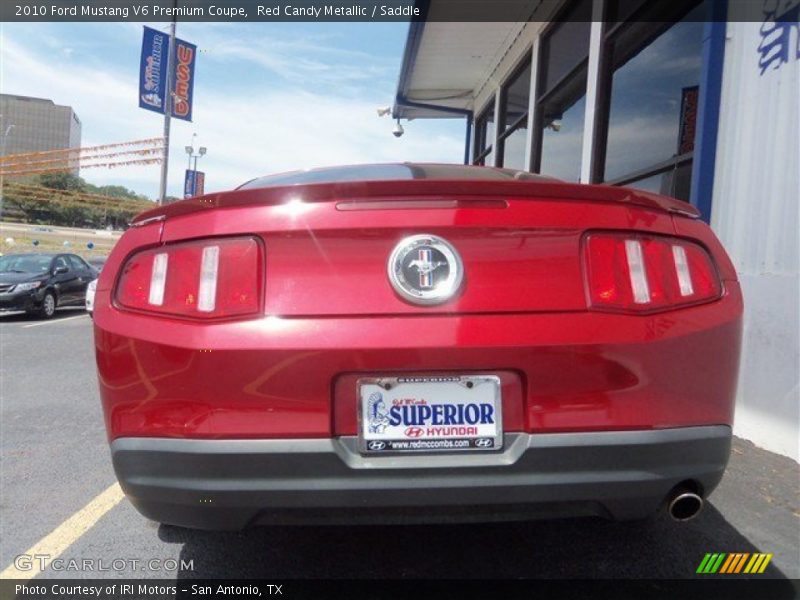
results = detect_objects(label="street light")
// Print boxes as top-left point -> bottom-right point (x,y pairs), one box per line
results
184,135 -> 207,171
185,132 -> 198,170
184,135 -> 207,198
195,146 -> 207,172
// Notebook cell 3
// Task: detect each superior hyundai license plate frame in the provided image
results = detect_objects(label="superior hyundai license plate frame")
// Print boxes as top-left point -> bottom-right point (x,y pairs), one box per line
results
357,375 -> 503,454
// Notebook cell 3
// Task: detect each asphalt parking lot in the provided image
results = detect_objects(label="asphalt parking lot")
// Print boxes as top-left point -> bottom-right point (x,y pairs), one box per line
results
1,310 -> 798,582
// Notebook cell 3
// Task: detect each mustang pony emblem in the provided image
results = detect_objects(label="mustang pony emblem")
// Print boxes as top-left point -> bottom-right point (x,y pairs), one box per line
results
387,234 -> 464,305
408,249 -> 447,289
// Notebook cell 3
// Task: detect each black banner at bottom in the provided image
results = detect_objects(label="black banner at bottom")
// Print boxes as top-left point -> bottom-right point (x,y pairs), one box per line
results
2,579 -> 798,600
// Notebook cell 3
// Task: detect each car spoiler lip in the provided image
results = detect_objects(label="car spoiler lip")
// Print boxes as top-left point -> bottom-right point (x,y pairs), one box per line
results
131,179 -> 700,225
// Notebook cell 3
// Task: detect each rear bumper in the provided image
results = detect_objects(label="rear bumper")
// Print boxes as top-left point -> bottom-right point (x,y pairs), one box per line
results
95,287 -> 743,439
112,425 -> 731,530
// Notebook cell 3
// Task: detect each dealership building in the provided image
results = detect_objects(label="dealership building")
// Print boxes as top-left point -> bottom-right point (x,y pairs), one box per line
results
0,93 -> 82,174
394,0 -> 799,459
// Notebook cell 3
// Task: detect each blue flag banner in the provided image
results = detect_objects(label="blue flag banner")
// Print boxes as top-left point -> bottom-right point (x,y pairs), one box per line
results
184,170 -> 205,197
184,169 -> 195,197
139,26 -> 197,121
139,26 -> 169,115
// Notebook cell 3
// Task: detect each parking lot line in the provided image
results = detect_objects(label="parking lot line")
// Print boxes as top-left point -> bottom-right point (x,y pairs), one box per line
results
21,314 -> 88,329
0,482 -> 124,580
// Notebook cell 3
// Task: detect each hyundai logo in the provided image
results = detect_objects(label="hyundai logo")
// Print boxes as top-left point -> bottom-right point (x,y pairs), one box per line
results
474,438 -> 493,448
404,426 -> 424,438
367,440 -> 387,451
388,234 -> 464,305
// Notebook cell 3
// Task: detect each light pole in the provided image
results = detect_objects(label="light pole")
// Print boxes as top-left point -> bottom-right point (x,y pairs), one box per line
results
193,146 -> 206,172
184,136 -> 207,197
158,0 -> 179,206
185,133 -> 197,170
184,136 -> 207,171
0,119 -> 16,222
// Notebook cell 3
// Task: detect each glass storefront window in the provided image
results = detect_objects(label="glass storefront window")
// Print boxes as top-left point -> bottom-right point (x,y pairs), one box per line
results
533,0 -> 591,180
540,93 -> 586,181
625,162 -> 693,199
539,0 -> 592,90
503,61 -> 531,131
601,1 -> 706,200
502,126 -> 528,171
473,100 -> 495,165
499,58 -> 532,170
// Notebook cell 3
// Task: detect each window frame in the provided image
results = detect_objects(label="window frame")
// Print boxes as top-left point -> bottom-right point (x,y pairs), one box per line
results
497,53 -> 533,170
52,256 -> 70,272
530,2 -> 592,175
472,97 -> 496,166
591,0 -> 705,193
67,255 -> 90,272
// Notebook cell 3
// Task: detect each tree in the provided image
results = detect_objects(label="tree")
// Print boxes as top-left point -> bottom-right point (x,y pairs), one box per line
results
4,173 -> 153,228
37,172 -> 86,192
85,183 -> 149,202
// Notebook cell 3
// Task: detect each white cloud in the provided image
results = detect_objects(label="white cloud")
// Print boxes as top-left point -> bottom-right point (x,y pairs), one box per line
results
187,88 -> 464,188
1,24 -> 464,199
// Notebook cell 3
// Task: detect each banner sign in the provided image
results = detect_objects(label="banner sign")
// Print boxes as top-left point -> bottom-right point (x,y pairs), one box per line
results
184,170 -> 205,197
139,27 -> 196,121
194,171 -> 205,195
172,37 -> 197,121
139,26 -> 169,114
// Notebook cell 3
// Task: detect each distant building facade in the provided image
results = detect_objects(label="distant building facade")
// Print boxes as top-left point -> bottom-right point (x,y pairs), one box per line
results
0,94 -> 82,174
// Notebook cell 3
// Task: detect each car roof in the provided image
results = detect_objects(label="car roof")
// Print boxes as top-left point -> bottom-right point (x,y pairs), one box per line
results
238,163 -> 556,190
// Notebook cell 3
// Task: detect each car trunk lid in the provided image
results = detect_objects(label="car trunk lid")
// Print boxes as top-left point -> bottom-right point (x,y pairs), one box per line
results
158,182 -> 680,317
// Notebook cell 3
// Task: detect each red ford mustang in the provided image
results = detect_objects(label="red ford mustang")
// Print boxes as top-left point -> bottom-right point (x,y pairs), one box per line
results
93,164 -> 742,530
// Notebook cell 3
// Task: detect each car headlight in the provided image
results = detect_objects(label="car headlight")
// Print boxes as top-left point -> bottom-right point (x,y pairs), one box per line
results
15,281 -> 42,292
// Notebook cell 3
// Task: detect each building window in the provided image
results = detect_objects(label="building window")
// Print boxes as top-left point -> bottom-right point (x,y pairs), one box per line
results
473,99 -> 495,166
531,0 -> 592,181
597,0 -> 706,200
497,57 -> 532,171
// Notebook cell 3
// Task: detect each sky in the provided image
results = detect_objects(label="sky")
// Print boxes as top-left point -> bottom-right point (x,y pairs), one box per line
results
0,21 -> 465,200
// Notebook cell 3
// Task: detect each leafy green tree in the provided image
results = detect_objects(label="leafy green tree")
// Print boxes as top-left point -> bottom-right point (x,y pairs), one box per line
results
85,183 -> 149,201
5,173 -> 153,227
37,172 -> 86,192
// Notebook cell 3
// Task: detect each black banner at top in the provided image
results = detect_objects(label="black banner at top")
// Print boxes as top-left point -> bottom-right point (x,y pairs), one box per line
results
0,0 -> 781,22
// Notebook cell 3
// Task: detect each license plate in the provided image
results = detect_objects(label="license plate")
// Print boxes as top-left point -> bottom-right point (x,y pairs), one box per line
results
358,375 -> 502,454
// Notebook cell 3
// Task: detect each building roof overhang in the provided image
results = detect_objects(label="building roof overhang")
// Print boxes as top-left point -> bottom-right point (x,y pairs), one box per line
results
392,1 -> 559,120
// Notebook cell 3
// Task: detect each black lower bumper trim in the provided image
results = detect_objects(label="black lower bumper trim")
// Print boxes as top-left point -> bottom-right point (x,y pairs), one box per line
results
111,426 -> 731,530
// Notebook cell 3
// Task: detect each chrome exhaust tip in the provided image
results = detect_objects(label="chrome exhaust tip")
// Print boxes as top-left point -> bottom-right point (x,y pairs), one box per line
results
668,491 -> 704,521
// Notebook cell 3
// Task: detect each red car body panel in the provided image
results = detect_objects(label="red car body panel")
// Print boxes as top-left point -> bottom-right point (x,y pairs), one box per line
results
95,174 -> 742,442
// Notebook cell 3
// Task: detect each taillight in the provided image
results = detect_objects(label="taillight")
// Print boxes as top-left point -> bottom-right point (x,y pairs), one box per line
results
116,237 -> 262,319
584,233 -> 722,313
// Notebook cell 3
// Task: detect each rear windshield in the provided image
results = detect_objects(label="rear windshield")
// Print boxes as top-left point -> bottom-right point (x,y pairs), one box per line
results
238,164 -> 556,190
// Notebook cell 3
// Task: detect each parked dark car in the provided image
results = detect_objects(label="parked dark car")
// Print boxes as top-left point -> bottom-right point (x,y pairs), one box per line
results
0,253 -> 97,318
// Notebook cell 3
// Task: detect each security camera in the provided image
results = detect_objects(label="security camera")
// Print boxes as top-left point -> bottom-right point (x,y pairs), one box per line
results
392,121 -> 404,138
376,106 -> 392,117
